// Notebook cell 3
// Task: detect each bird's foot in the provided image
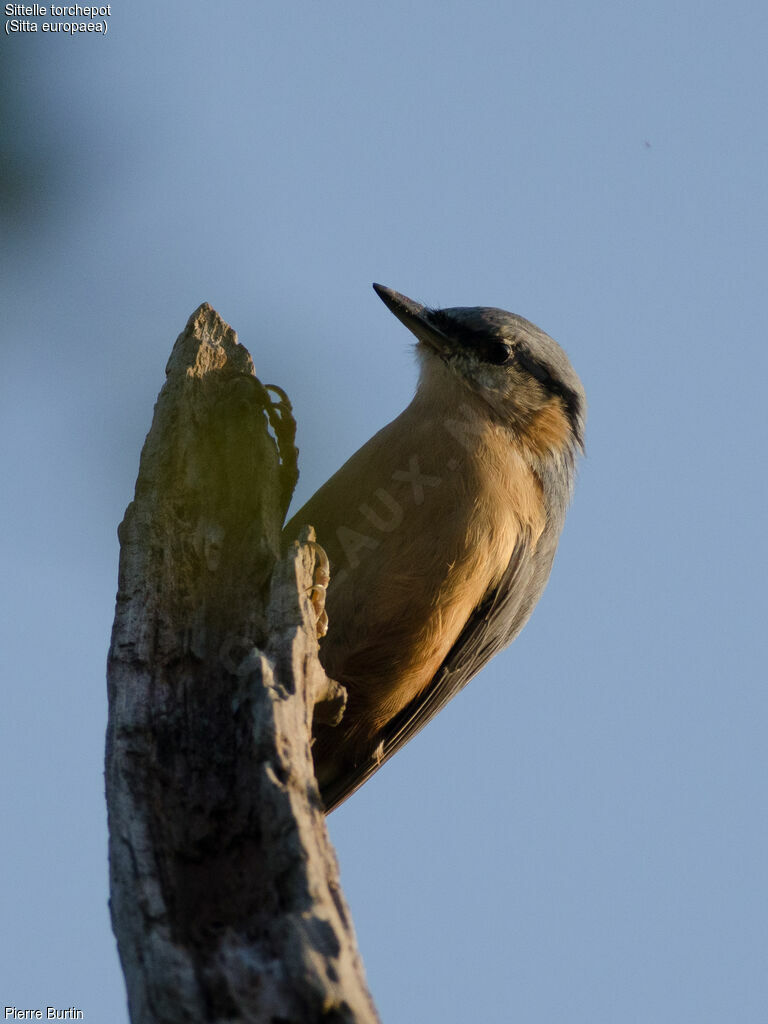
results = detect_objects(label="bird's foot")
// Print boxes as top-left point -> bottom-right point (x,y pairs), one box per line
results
308,540 -> 330,638
312,675 -> 347,727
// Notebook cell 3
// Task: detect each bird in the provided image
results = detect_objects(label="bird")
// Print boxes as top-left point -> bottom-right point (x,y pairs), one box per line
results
284,284 -> 586,812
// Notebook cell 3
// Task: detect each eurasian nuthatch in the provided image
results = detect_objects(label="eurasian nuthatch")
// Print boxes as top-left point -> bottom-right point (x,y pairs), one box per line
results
285,284 -> 586,812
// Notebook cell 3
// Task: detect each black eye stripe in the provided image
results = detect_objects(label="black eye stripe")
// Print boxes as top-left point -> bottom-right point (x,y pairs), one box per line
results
428,311 -> 513,365
515,350 -> 552,384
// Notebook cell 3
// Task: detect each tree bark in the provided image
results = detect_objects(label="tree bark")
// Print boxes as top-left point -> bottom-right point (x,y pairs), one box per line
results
106,304 -> 380,1024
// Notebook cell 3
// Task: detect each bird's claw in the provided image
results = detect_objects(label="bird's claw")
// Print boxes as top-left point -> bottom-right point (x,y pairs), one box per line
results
308,541 -> 330,638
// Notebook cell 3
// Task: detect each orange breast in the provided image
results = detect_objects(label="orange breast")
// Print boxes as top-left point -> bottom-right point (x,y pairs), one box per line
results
316,404 -> 546,744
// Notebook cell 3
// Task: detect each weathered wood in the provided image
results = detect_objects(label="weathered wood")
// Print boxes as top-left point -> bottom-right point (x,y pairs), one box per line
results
106,304 -> 379,1024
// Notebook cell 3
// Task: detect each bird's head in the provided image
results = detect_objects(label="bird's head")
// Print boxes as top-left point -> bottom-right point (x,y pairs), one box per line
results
373,283 -> 586,459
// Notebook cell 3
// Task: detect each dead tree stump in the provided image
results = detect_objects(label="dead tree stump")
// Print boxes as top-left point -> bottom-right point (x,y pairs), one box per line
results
106,304 -> 380,1024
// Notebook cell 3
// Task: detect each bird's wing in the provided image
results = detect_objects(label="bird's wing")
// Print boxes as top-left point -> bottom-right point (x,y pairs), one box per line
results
320,531 -> 543,812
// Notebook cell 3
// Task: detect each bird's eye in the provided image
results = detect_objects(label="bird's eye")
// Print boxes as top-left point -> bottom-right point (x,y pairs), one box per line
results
483,340 -> 513,365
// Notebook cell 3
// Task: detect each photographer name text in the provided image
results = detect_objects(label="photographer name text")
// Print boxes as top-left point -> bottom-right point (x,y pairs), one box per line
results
4,1011 -> 83,1021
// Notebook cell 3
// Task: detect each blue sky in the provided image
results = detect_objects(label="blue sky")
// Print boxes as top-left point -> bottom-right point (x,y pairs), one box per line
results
2,2 -> 767,1021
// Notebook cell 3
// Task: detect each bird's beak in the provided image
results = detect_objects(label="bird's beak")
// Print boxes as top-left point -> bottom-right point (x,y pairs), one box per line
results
372,283 -> 449,354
